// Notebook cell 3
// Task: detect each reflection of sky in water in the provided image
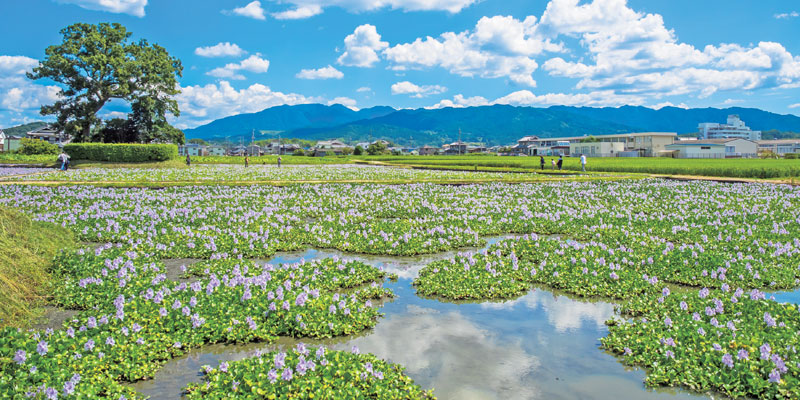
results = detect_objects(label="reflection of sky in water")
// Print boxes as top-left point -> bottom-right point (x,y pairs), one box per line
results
132,245 -> 708,400
768,288 -> 800,305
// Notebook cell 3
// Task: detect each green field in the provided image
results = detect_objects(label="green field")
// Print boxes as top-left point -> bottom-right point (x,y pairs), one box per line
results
361,155 -> 800,179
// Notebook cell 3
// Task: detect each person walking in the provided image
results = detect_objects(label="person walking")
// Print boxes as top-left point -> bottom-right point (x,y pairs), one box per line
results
245,156 -> 249,168
551,159 -> 556,170
580,154 -> 587,172
557,155 -> 563,171
185,154 -> 191,166
277,156 -> 282,168
539,156 -> 544,170
58,151 -> 70,171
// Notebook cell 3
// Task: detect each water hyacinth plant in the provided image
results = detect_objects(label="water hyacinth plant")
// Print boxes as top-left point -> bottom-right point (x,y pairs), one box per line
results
184,345 -> 435,399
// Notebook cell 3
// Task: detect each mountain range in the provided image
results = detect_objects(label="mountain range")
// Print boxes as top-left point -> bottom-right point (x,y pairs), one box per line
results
182,104 -> 800,146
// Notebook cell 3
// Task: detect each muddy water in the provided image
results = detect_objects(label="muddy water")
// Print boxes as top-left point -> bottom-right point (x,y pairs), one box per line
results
131,237 -> 707,400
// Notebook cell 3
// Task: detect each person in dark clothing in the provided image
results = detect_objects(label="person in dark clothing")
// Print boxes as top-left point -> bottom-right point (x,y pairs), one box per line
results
557,155 -> 563,170
186,154 -> 191,166
277,156 -> 282,168
539,156 -> 545,170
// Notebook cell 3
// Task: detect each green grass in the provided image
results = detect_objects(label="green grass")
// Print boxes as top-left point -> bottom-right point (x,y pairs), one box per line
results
361,155 -> 800,179
0,153 -> 56,165
0,208 -> 75,328
193,155 -> 354,165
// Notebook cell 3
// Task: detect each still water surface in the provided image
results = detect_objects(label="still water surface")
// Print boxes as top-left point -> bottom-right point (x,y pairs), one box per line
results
131,243 -> 714,400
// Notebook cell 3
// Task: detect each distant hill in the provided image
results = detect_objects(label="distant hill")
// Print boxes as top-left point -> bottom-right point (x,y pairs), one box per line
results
1,121 -> 48,136
184,104 -> 395,140
184,104 -> 800,146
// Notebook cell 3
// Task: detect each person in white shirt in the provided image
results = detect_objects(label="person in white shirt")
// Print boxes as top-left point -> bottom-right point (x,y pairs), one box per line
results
580,154 -> 587,172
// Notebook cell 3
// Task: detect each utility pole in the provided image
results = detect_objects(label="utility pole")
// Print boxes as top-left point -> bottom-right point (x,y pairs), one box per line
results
458,128 -> 462,155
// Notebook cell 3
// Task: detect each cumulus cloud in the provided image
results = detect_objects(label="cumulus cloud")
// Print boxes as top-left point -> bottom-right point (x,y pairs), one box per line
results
356,86 -> 372,92
195,42 -> 247,58
207,55 -> 270,80
56,0 -> 147,17
327,96 -> 358,110
649,101 -> 689,110
0,56 -> 62,125
391,81 -> 447,98
296,65 -> 344,80
228,1 -> 266,20
174,81 -> 317,128
337,24 -> 388,67
272,4 -> 323,19
428,94 -> 490,109
492,89 -> 644,107
267,0 -> 477,19
537,0 -> 800,99
788,103 -> 800,109
775,11 -> 799,19
382,15 -> 561,86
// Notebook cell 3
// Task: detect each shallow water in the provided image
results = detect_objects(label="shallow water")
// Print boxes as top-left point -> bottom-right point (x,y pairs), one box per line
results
768,288 -> 800,305
130,241 -> 710,400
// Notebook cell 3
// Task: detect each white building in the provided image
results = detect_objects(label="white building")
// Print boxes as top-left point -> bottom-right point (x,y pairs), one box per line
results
757,139 -> 800,156
665,138 -> 758,159
569,142 -> 624,157
698,115 -> 761,141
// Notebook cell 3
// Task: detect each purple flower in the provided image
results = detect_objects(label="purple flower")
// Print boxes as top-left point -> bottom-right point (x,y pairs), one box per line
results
764,312 -> 776,328
274,352 -> 286,369
664,316 -> 672,328
761,343 -> 772,360
722,353 -> 734,368
665,350 -> 674,359
351,346 -> 360,355
63,380 -> 75,395
37,341 -> 48,356
219,362 -> 229,373
737,349 -> 749,360
769,369 -> 781,383
268,369 -> 278,383
623,347 -> 632,355
281,368 -> 293,381
698,288 -> 709,298
45,387 -> 58,400
14,350 -> 26,365
679,301 -> 688,311
106,337 -> 116,346
85,339 -> 95,352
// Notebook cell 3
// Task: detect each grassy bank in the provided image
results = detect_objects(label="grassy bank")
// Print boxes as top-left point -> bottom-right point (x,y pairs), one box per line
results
0,208 -> 75,328
362,155 -> 800,179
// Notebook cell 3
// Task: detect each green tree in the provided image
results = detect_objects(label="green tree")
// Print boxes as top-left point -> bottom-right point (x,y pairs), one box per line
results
353,145 -> 364,155
19,139 -> 59,155
95,118 -> 137,143
27,22 -> 183,142
293,148 -> 305,156
187,138 -> 208,145
580,136 -> 601,143
366,142 -> 387,155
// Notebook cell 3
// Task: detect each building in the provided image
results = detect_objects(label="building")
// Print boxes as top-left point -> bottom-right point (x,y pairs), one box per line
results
246,145 -> 262,156
757,139 -> 800,156
418,145 -> 439,155
664,138 -> 758,159
570,142 -> 624,158
0,129 -> 4,152
443,141 -> 468,155
520,132 -> 677,157
26,126 -> 70,146
207,145 -> 227,156
698,115 -> 761,141
178,144 -> 208,156
313,140 -> 351,156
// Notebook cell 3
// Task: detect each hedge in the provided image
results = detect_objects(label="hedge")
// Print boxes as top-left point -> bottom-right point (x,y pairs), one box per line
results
63,143 -> 178,162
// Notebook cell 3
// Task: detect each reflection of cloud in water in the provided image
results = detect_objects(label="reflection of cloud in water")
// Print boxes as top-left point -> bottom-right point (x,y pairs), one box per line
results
342,304 -> 540,400
480,289 -> 615,333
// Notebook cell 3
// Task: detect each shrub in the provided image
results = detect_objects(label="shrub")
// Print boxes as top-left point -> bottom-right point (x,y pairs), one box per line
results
19,139 -> 59,155
785,153 -> 799,159
63,143 -> 178,162
354,145 -> 364,155
293,148 -> 305,156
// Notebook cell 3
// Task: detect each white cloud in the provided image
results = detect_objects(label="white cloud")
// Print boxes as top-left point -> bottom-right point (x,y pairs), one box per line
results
649,101 -> 689,110
272,4 -> 322,19
775,11 -> 799,19
327,96 -> 358,110
383,15 -> 554,86
100,111 -> 128,119
722,98 -> 743,105
296,65 -> 344,80
492,89 -> 644,107
788,103 -> 800,109
195,43 -> 247,58
337,24 -> 388,67
0,56 -> 39,75
356,86 -> 372,92
0,55 -> 62,118
428,94 -> 490,109
174,81 -> 317,128
391,81 -> 447,98
536,0 -> 800,100
207,55 -> 270,80
229,1 -> 266,20
56,0 -> 147,17
267,0 -> 477,19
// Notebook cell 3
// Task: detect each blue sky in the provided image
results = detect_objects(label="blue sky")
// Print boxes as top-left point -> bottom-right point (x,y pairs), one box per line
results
1,0 -> 800,129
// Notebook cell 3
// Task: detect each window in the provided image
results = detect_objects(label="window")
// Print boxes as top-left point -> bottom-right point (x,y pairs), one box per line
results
726,146 -> 735,153
700,146 -> 711,150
